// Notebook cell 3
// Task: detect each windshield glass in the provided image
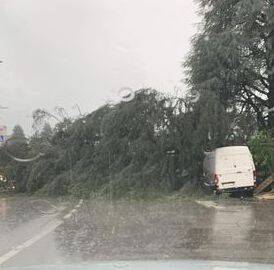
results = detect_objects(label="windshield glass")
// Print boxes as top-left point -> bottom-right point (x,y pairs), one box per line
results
1,0 -> 274,269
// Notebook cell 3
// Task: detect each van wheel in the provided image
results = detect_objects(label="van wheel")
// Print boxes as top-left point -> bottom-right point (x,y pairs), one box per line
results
214,190 -> 221,196
245,190 -> 254,197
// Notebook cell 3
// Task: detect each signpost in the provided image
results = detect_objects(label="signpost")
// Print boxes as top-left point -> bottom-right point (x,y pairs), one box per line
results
0,125 -> 7,146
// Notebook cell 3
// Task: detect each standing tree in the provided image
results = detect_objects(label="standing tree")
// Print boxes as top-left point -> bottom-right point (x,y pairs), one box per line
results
4,125 -> 29,192
12,125 -> 26,139
185,0 -> 274,131
269,1 -> 274,127
8,125 -> 28,156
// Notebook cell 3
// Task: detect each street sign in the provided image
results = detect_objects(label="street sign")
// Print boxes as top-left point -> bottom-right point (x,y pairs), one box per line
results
0,125 -> 7,135
0,135 -> 5,142
0,126 -> 7,146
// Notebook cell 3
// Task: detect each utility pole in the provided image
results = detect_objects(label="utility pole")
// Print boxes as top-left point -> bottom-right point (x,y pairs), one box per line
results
0,60 -> 8,111
0,60 -> 8,145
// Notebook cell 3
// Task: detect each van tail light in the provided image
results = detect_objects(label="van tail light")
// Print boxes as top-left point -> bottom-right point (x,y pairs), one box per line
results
253,170 -> 257,185
214,174 -> 219,187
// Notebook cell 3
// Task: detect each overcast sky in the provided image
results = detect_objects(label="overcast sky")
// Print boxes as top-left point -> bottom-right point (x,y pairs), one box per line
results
0,0 -> 199,134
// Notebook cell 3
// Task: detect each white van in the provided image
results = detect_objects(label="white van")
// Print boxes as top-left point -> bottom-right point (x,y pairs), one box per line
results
202,146 -> 256,193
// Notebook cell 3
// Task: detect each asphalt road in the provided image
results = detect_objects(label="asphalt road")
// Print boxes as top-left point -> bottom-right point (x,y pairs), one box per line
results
1,196 -> 274,268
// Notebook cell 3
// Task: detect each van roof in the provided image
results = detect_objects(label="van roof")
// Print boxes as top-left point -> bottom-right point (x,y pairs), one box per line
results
215,146 -> 250,155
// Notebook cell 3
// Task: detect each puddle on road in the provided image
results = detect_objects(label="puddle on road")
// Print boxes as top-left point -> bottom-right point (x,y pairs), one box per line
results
0,197 -> 63,233
53,199 -> 274,264
2,197 -> 274,265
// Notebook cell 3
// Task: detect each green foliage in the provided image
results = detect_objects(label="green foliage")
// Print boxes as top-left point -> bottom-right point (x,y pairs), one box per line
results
185,0 -> 274,130
248,131 -> 274,178
0,89 -> 235,198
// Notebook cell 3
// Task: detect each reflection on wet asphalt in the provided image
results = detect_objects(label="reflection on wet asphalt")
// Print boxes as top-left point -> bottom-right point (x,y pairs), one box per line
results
2,196 -> 274,267
0,196 -> 67,267
0,197 -> 40,231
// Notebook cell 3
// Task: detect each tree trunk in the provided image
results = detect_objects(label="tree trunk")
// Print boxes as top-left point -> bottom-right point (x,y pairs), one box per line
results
268,3 -> 274,131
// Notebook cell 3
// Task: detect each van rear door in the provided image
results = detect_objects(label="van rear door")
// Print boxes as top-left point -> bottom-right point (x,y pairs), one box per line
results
217,154 -> 255,189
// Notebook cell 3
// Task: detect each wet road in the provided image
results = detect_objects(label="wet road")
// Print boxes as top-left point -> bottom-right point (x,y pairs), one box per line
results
1,196 -> 274,268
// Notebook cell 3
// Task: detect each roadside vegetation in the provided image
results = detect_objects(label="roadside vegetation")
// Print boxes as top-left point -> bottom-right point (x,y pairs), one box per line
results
1,0 -> 274,198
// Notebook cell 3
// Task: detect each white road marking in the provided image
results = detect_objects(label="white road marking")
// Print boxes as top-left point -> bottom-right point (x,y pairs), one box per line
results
196,200 -> 225,210
63,212 -> 72,219
63,199 -> 83,220
0,199 -> 83,266
0,219 -> 62,265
